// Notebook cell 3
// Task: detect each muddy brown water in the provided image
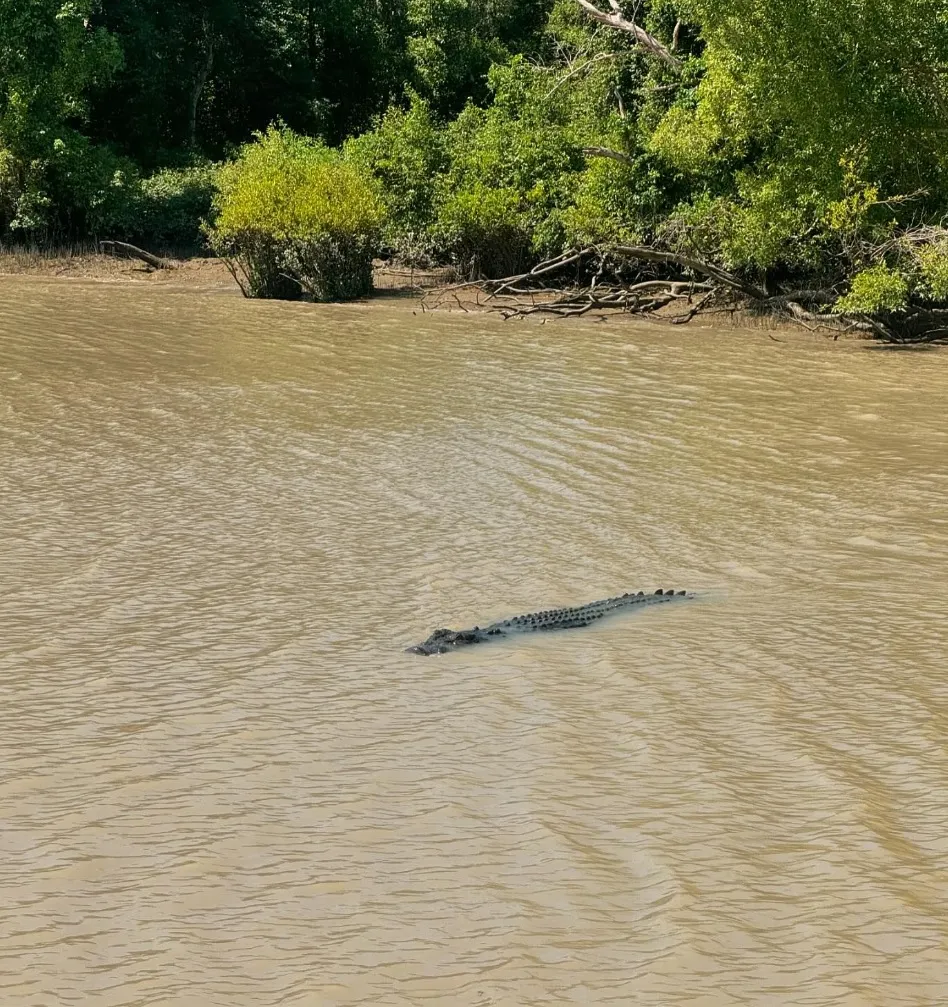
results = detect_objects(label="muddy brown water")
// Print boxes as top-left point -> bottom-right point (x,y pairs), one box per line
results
1,278 -> 947,1006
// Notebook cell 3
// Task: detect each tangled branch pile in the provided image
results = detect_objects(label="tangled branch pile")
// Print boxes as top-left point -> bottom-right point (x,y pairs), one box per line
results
424,236 -> 948,343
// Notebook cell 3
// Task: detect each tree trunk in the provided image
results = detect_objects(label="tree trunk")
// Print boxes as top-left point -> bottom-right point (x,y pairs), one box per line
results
99,241 -> 172,270
307,0 -> 318,75
188,29 -> 215,150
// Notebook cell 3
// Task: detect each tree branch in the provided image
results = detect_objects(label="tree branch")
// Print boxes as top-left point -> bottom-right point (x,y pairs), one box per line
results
575,0 -> 682,72
99,241 -> 173,270
544,52 -> 617,98
610,244 -> 767,299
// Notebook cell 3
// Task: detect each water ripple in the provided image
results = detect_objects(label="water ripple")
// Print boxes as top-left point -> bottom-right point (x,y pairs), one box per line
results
1,280 -> 947,1003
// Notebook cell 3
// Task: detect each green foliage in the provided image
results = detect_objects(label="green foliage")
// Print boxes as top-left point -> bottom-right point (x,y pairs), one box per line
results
834,264 -> 910,315
131,164 -> 220,249
436,184 -> 532,277
651,1 -> 948,212
561,152 -> 675,248
427,52 -> 628,273
344,95 -> 447,260
0,0 -> 125,237
207,125 -> 384,299
666,169 -> 819,272
7,0 -> 948,334
406,0 -> 550,114
86,0 -> 412,161
915,244 -> 948,302
342,19 -> 684,276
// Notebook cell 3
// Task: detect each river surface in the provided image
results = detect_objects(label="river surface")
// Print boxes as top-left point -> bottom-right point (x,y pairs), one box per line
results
2,277 -> 947,1006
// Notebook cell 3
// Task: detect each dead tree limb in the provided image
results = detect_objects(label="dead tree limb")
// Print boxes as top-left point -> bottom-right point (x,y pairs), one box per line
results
574,0 -> 682,72
99,241 -> 173,270
492,247 -> 597,295
422,241 -> 948,342
610,244 -> 768,299
669,289 -> 717,324
784,302 -> 879,339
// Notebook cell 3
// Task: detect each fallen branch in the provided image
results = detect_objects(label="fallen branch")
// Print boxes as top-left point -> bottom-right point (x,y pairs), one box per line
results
610,244 -> 768,299
99,240 -> 172,270
492,247 -> 597,295
669,289 -> 718,324
423,245 -> 740,321
784,302 -> 880,340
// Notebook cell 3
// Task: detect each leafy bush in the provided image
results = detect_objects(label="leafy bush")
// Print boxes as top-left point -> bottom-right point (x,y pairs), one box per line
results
424,56 -> 607,275
0,131 -> 139,241
914,243 -> 948,301
834,264 -> 909,315
130,165 -> 219,249
344,95 -> 447,263
560,153 -> 668,248
405,0 -> 550,115
207,125 -> 385,300
0,0 -> 127,240
435,184 -> 532,277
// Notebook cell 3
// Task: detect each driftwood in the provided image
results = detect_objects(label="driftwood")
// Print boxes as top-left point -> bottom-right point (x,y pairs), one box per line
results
420,244 -> 869,336
99,240 -> 173,270
610,245 -> 768,299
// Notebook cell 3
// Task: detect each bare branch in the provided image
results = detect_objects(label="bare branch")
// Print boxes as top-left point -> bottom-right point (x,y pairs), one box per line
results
610,244 -> 767,298
669,289 -> 716,324
574,0 -> 682,72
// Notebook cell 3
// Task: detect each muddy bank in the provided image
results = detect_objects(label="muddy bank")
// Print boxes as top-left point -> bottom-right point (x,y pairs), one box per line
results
0,249 -> 236,289
0,248 -> 843,337
0,249 -> 452,295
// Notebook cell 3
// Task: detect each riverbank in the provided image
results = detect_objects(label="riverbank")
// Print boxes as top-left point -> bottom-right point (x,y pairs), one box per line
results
0,248 -> 236,288
0,247 -> 841,337
0,248 -> 454,296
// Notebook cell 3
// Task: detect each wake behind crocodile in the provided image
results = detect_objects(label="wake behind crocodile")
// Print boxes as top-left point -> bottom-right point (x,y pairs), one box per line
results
408,588 -> 693,655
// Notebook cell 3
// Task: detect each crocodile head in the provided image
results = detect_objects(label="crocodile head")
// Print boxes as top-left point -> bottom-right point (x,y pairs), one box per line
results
406,627 -> 486,655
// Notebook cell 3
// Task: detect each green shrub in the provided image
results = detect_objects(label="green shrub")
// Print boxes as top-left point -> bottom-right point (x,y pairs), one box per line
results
915,244 -> 948,302
207,125 -> 385,300
435,184 -> 532,278
130,165 -> 218,249
834,263 -> 909,315
0,132 -> 139,240
344,95 -> 447,263
560,153 -> 667,248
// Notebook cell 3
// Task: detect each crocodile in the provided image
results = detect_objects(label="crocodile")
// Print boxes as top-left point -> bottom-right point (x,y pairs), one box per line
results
407,588 -> 693,655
